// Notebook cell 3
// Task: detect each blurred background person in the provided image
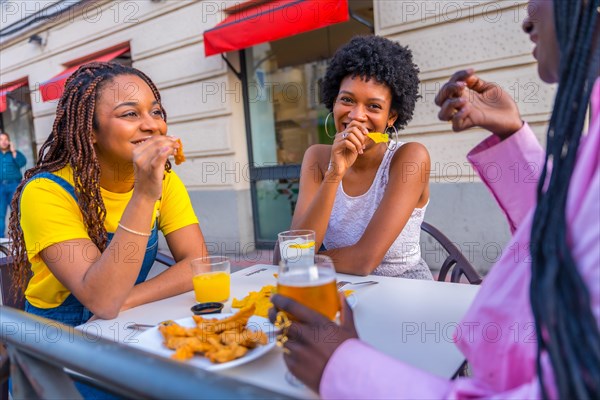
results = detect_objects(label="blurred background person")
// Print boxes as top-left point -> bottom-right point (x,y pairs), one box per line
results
0,131 -> 26,237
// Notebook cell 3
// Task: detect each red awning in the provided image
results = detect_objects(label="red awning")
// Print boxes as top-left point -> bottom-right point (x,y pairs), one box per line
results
204,0 -> 349,56
0,79 -> 28,113
40,46 -> 129,102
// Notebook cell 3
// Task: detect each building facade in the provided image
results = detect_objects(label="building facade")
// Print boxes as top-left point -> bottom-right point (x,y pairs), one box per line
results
0,0 -> 553,273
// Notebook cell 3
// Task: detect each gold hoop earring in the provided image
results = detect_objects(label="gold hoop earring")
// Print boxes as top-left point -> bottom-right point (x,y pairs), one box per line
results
386,125 -> 399,151
324,112 -> 336,139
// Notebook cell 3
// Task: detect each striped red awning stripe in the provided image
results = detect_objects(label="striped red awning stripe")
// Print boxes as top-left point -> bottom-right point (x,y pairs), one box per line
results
203,0 -> 349,56
0,79 -> 28,113
40,46 -> 129,102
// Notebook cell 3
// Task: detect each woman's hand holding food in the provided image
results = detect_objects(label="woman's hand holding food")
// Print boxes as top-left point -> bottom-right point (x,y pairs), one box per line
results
328,121 -> 368,178
132,135 -> 180,200
435,69 -> 523,139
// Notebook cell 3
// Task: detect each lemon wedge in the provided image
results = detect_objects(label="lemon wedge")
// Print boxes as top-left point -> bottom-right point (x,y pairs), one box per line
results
367,132 -> 389,143
289,241 -> 315,249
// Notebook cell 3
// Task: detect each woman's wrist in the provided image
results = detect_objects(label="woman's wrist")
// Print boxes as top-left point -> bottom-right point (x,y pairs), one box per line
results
122,192 -> 157,228
325,160 -> 344,181
494,120 -> 524,141
131,188 -> 160,204
324,167 -> 343,182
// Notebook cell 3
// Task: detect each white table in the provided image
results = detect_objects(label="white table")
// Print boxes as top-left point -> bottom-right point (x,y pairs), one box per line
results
78,264 -> 479,398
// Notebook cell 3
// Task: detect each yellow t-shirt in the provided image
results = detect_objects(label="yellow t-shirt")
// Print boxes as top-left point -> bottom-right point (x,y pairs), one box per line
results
20,166 -> 199,308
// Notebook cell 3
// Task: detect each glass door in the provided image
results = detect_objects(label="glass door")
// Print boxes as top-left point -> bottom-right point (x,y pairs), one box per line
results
242,44 -> 332,247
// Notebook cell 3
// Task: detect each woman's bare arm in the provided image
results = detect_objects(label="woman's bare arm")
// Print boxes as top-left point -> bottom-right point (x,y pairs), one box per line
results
321,142 -> 430,275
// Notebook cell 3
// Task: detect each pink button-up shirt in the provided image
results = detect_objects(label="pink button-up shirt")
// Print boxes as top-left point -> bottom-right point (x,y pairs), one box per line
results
320,79 -> 600,399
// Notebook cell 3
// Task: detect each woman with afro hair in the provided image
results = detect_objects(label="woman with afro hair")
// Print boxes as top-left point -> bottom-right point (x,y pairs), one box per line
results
290,35 -> 432,279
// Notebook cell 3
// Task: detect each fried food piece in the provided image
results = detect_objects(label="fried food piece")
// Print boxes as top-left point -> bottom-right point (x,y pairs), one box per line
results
194,304 -> 255,332
220,328 -> 268,348
164,336 -> 215,353
174,138 -> 186,165
232,285 -> 276,317
239,329 -> 268,348
159,322 -> 197,337
173,345 -> 195,361
367,132 -> 389,143
205,339 -> 248,363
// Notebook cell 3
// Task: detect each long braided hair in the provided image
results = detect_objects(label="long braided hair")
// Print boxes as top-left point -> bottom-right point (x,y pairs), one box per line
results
529,0 -> 600,398
7,62 -> 168,297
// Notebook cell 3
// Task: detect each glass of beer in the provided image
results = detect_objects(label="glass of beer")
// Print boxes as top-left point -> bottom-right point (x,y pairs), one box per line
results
278,230 -> 315,268
277,254 -> 339,387
190,256 -> 230,303
277,254 -> 340,321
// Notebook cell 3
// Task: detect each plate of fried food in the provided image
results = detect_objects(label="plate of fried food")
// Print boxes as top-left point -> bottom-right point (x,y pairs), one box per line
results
131,304 -> 276,371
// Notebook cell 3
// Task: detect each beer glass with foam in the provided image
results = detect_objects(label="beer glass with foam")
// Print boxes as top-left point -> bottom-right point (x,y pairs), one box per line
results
277,254 -> 340,320
277,253 -> 340,387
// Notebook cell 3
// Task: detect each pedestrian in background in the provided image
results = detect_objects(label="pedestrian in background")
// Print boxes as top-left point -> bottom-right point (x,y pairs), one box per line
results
0,131 -> 26,237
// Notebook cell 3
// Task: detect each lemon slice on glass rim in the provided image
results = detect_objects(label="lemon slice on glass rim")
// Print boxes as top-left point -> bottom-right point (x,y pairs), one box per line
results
288,241 -> 315,249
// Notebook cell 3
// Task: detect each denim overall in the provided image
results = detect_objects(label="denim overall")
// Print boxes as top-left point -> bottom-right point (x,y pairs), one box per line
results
23,172 -> 159,327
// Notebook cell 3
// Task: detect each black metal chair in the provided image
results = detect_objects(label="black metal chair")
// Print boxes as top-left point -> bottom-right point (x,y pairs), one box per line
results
420,222 -> 482,285
0,253 -> 25,311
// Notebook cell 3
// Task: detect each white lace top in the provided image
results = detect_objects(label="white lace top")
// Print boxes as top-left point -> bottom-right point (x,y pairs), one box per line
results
323,143 -> 432,279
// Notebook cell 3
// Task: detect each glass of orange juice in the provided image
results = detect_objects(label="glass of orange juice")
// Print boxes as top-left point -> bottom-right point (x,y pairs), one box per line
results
191,256 -> 230,303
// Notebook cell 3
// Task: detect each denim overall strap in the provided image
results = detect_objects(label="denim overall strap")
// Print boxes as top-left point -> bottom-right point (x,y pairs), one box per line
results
23,172 -> 158,327
106,221 -> 158,285
29,172 -> 77,199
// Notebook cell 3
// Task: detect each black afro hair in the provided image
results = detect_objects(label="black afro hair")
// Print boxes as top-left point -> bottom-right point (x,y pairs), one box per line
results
321,35 -> 420,130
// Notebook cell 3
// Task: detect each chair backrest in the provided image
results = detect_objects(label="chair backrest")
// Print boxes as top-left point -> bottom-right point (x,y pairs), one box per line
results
272,241 -> 281,266
0,254 -> 26,310
154,251 -> 176,267
420,221 -> 482,285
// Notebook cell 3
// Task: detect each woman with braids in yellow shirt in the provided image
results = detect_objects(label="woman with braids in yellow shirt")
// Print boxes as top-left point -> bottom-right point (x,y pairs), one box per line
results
8,62 -> 208,328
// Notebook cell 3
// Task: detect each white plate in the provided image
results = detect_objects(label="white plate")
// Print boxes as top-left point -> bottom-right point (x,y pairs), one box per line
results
130,314 -> 276,371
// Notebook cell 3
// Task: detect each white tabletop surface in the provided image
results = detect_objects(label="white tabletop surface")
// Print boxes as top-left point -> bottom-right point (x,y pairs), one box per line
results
78,264 -> 479,398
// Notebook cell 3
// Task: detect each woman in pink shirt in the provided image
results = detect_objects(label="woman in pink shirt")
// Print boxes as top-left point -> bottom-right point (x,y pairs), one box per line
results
269,0 -> 600,398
